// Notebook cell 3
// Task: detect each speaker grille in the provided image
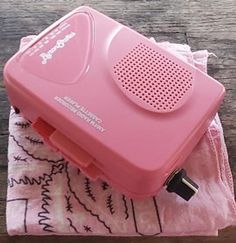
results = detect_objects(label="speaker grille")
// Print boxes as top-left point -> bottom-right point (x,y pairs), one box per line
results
113,43 -> 193,112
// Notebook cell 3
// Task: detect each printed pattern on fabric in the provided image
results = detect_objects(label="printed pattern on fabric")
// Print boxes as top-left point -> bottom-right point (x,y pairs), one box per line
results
6,36 -> 236,236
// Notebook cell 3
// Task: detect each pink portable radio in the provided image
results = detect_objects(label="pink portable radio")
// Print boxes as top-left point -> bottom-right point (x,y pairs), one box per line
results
4,6 -> 225,200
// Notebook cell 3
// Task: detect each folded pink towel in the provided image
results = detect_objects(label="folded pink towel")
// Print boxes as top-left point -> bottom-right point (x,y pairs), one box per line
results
6,36 -> 236,236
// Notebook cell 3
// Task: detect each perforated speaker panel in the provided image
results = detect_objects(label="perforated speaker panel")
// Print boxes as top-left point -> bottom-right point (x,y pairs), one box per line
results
113,43 -> 194,113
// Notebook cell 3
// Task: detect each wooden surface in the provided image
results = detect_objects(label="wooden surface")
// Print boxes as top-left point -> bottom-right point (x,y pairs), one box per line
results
0,0 -> 236,242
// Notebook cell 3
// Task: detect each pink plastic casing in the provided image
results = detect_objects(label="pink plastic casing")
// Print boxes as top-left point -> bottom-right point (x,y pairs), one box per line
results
4,6 -> 225,198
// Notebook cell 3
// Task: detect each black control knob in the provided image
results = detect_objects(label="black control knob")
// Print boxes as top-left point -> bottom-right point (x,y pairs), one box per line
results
166,169 -> 199,201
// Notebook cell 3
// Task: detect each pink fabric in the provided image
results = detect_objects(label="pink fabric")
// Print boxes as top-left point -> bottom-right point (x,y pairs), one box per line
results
6,36 -> 236,236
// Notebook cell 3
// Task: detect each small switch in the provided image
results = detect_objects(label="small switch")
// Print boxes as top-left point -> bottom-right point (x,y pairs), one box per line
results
13,107 -> 20,114
166,169 -> 198,201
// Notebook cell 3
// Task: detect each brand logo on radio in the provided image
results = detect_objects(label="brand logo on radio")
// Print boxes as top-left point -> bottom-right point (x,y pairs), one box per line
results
39,31 -> 76,64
